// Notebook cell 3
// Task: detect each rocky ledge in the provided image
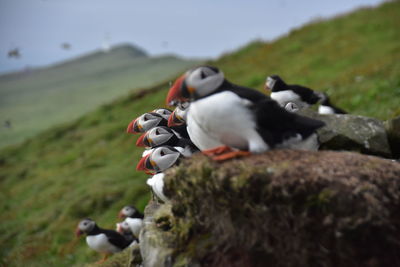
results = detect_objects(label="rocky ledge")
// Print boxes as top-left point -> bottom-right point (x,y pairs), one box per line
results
136,150 -> 400,267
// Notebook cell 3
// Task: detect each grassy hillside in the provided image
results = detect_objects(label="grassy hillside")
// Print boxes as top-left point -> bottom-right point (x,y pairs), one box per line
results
1,1 -> 399,266
0,44 -> 199,148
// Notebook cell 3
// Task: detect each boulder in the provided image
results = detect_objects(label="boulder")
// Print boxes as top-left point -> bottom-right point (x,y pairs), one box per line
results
139,151 -> 400,267
298,110 -> 392,158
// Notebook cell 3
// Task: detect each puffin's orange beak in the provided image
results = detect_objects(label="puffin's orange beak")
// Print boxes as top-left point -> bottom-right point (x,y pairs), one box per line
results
127,120 -> 134,133
75,227 -> 83,237
136,133 -> 147,147
166,75 -> 185,106
136,154 -> 150,171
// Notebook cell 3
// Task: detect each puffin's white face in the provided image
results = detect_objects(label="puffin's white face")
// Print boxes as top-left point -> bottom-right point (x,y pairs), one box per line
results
116,221 -> 131,234
168,105 -> 189,127
185,66 -> 225,98
152,108 -> 172,120
265,76 -> 277,90
150,146 -> 181,172
135,113 -> 163,133
120,206 -> 136,218
77,218 -> 95,235
145,127 -> 174,147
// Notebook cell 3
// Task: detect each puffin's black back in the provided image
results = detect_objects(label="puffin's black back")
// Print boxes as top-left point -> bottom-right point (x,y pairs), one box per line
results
252,97 -> 325,146
101,228 -> 131,249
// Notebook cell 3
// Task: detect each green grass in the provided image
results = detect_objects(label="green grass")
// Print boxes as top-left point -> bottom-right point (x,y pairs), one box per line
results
0,1 -> 400,266
0,44 -> 200,148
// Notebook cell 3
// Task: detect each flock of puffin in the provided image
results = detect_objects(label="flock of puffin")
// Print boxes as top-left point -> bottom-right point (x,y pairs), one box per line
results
75,65 -> 347,262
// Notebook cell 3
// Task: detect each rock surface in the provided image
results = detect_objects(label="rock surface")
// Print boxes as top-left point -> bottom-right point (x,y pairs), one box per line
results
138,151 -> 400,267
384,116 -> 400,158
299,110 -> 392,157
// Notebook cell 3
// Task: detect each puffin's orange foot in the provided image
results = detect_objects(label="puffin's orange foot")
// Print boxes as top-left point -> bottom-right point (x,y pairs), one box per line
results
95,253 -> 109,264
202,146 -> 232,156
212,150 -> 251,161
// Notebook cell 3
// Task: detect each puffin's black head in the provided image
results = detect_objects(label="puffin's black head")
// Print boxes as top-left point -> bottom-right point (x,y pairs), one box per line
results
75,218 -> 96,237
166,66 -> 225,105
265,75 -> 286,91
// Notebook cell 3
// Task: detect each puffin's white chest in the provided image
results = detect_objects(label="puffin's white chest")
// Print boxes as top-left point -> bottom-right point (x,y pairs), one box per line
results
147,173 -> 168,202
318,105 -> 335,114
271,91 -> 301,106
188,91 -> 267,152
125,218 -> 143,237
86,234 -> 121,253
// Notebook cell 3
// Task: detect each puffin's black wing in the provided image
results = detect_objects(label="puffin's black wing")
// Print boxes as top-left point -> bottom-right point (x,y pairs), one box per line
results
220,81 -> 268,103
102,229 -> 131,249
252,98 -> 325,146
289,85 -> 321,105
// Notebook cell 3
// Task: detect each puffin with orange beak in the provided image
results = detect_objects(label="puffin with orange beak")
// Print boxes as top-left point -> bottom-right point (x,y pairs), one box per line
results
166,66 -> 325,161
75,218 -> 130,263
136,146 -> 182,175
136,126 -> 197,157
126,112 -> 167,134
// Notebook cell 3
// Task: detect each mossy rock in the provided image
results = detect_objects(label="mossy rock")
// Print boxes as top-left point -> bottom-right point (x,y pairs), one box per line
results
151,150 -> 400,267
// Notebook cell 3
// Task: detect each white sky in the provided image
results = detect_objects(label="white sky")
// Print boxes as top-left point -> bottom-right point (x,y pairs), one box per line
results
0,0 -> 385,73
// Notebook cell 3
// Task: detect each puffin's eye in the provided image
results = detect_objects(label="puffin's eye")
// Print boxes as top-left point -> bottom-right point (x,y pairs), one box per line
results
155,129 -> 160,135
160,150 -> 166,156
200,71 -> 206,79
83,222 -> 87,225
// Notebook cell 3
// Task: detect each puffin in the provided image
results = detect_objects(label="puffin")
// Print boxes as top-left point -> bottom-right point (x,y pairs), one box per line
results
166,66 -> 325,161
136,146 -> 182,174
147,173 -> 169,203
116,221 -> 138,244
136,126 -> 197,157
318,93 -> 347,114
127,112 -> 168,134
265,75 -> 323,109
168,104 -> 189,127
75,218 -> 130,263
118,206 -> 144,239
152,108 -> 172,120
118,205 -> 144,220
127,111 -> 190,138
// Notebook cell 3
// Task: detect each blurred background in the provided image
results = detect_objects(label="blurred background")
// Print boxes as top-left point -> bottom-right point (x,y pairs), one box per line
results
1,0 -> 399,266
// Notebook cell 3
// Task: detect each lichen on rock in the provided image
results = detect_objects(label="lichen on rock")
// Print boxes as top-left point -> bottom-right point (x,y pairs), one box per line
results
139,150 -> 400,267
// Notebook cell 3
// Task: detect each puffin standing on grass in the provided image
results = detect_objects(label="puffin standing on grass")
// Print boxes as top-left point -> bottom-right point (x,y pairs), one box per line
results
75,218 -> 130,263
166,66 -> 325,161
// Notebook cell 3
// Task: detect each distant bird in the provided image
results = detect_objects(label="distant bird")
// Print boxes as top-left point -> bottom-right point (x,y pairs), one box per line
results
136,146 -> 182,174
115,222 -> 138,243
136,126 -> 197,157
61,43 -> 71,50
147,173 -> 169,203
166,66 -> 325,161
118,206 -> 144,238
118,205 -> 144,220
265,75 -> 323,109
8,48 -> 20,59
152,108 -> 172,120
3,120 -> 12,129
318,93 -> 347,114
75,218 -> 130,263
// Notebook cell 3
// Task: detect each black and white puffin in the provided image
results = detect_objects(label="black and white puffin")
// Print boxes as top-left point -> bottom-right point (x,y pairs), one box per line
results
118,205 -> 144,220
152,108 -> 172,120
117,206 -> 144,239
318,93 -> 347,114
265,75 -> 323,109
166,66 -> 325,161
168,104 -> 189,127
136,126 -> 197,157
136,146 -> 182,174
127,112 -> 168,134
75,218 -> 130,263
147,173 -> 169,203
115,222 -> 138,243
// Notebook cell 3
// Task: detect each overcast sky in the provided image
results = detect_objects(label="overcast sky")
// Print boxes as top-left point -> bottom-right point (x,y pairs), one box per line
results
0,0 -> 385,73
